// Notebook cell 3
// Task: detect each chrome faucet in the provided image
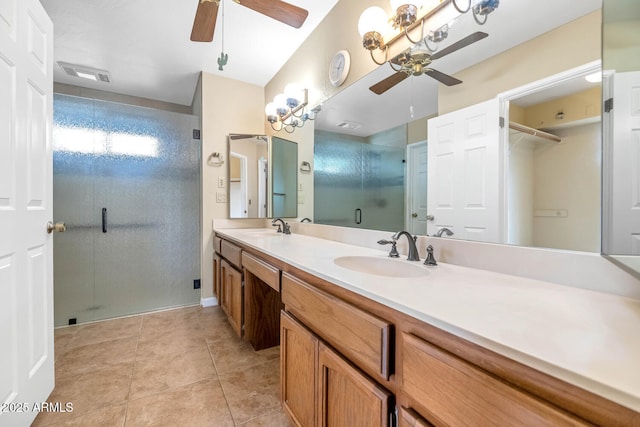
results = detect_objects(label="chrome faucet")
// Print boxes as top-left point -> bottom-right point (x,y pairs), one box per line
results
271,218 -> 291,234
392,231 -> 421,261
435,227 -> 453,237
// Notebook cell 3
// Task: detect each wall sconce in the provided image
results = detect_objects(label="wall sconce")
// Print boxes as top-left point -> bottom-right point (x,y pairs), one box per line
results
358,0 -> 499,66
265,83 -> 320,134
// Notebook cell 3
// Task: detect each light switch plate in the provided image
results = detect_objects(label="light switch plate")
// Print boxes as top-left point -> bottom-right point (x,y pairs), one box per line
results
216,191 -> 227,203
217,177 -> 225,188
298,194 -> 305,204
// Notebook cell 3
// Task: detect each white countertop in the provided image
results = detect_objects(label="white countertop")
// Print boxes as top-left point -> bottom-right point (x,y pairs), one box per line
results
215,227 -> 640,413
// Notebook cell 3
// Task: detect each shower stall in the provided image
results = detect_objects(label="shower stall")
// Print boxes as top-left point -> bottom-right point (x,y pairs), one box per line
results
314,129 -> 405,232
52,94 -> 201,326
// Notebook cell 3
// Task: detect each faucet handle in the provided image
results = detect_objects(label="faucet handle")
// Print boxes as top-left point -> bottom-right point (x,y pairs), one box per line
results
272,223 -> 282,233
424,245 -> 437,266
283,223 -> 291,234
377,239 -> 399,258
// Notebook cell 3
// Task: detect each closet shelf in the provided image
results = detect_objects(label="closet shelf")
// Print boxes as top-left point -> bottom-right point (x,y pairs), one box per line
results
509,121 -> 561,143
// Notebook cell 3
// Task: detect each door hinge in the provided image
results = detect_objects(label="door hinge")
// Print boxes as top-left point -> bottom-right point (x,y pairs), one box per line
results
604,98 -> 613,113
499,116 -> 505,128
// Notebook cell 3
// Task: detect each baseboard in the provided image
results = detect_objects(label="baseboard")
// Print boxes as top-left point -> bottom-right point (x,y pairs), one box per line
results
200,297 -> 218,307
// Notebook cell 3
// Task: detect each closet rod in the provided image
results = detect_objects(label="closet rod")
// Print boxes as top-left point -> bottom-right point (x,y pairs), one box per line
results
509,121 -> 561,143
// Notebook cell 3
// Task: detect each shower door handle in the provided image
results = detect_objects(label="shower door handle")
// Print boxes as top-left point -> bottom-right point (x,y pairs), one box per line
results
102,208 -> 107,233
355,208 -> 362,224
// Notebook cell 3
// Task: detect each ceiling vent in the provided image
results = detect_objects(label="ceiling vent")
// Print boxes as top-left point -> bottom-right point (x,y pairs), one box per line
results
57,61 -> 111,83
336,121 -> 362,130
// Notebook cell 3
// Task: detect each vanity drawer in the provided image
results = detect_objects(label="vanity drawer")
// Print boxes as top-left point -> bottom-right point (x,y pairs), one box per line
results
221,239 -> 242,269
242,252 -> 279,292
281,273 -> 391,381
401,333 -> 589,426
214,235 -> 222,254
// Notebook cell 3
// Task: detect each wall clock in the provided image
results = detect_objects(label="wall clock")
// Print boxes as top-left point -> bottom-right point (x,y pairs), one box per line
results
329,50 -> 351,87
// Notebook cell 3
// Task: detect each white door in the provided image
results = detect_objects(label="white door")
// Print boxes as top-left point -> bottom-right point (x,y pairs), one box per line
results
427,98 -> 502,241
406,141 -> 428,235
0,0 -> 55,425
607,71 -> 640,254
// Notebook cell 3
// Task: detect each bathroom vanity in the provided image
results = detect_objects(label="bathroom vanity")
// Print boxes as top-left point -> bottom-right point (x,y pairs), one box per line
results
213,227 -> 640,426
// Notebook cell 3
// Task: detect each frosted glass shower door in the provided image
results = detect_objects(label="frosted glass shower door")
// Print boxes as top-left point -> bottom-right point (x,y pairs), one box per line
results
53,95 -> 201,326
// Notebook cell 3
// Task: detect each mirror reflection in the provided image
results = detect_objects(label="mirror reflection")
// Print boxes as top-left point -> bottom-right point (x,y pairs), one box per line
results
602,0 -> 640,273
314,0 -> 602,254
271,136 -> 298,218
228,134 -> 298,219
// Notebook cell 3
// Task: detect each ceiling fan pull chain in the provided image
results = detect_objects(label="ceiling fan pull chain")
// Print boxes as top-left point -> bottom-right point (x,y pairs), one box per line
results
217,0 -> 229,70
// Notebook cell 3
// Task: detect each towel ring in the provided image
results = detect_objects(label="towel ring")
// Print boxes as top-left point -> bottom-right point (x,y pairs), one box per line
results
208,152 -> 224,167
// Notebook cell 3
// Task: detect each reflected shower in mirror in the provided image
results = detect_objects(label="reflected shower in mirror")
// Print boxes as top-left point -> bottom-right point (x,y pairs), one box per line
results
602,0 -> 640,275
271,136 -> 298,218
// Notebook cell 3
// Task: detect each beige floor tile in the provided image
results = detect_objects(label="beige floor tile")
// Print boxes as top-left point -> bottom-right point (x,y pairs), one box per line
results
219,359 -> 281,425
129,345 -> 216,400
33,403 -> 126,427
238,407 -> 294,427
135,329 -> 207,359
202,317 -> 239,344
140,306 -> 202,333
55,337 -> 138,379
32,364 -> 133,426
209,337 -> 280,375
67,316 -> 143,349
125,378 -> 234,427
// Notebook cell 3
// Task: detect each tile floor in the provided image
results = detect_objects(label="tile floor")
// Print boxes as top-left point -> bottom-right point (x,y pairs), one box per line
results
33,305 -> 293,427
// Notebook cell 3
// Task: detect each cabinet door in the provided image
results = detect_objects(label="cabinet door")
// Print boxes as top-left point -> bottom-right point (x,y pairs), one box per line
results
398,407 -> 433,427
281,312 -> 318,427
318,342 -> 391,427
220,259 -> 243,337
213,252 -> 221,300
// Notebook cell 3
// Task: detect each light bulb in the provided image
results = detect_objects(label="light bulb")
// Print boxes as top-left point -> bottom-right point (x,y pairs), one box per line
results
273,94 -> 287,109
358,7 -> 388,37
284,83 -> 302,108
265,102 -> 277,116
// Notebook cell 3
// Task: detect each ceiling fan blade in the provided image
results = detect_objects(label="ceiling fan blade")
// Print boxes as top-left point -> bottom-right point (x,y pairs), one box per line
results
425,69 -> 462,86
430,31 -> 488,61
191,0 -> 219,42
370,72 -> 410,95
236,0 -> 308,28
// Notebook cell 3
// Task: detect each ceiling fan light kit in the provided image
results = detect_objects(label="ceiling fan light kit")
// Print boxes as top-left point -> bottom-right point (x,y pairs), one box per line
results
358,0 -> 498,95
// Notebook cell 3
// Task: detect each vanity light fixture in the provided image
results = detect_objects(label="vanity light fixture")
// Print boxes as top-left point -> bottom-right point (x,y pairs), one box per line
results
358,0 -> 500,66
265,83 -> 320,134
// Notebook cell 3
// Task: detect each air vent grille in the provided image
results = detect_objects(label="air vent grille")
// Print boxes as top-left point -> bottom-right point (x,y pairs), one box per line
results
57,61 -> 111,83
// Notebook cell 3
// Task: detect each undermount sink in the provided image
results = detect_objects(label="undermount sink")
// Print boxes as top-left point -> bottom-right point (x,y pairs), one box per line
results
333,256 -> 430,278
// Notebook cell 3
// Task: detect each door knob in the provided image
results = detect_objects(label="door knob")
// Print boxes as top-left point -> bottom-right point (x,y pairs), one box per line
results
426,215 -> 435,221
411,213 -> 418,218
47,221 -> 66,234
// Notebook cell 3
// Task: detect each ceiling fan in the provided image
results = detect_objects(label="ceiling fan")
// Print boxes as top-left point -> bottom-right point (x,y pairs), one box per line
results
190,0 -> 309,42
369,31 -> 489,95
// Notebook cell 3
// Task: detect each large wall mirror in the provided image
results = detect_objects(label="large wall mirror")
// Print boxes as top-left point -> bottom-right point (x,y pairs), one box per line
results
313,0 -> 604,254
228,134 -> 297,218
602,0 -> 640,275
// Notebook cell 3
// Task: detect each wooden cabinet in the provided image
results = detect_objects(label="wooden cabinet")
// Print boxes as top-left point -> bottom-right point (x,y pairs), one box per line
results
281,311 -> 318,427
400,333 -> 589,426
281,273 -> 391,382
243,252 -> 281,350
398,407 -> 433,427
318,342 -> 391,427
213,252 -> 221,300
220,258 -> 243,337
281,311 -> 391,427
